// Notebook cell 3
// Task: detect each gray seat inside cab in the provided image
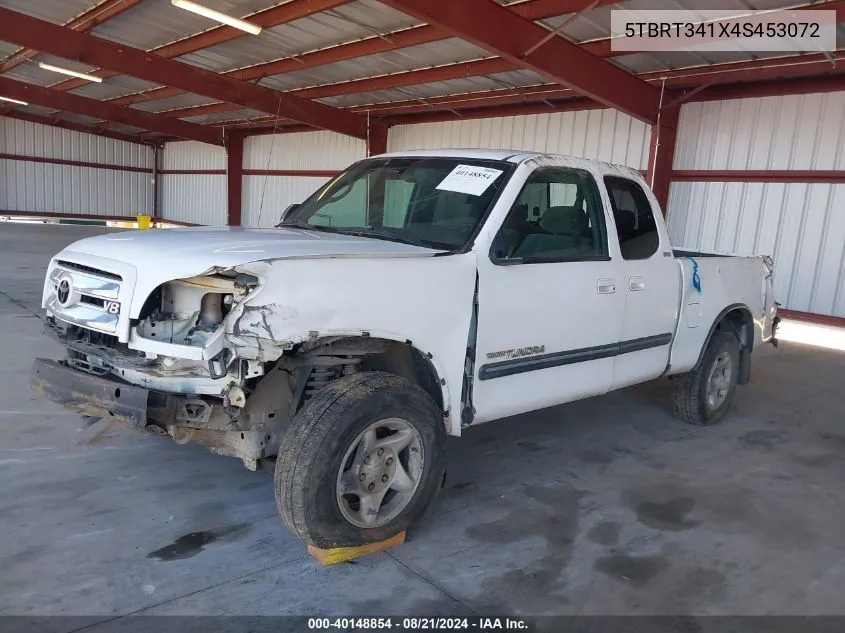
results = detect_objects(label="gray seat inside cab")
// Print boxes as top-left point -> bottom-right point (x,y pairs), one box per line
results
513,205 -> 590,258
614,208 -> 659,259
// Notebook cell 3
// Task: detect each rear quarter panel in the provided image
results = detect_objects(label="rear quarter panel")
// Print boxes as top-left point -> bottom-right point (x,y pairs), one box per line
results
669,254 -> 775,374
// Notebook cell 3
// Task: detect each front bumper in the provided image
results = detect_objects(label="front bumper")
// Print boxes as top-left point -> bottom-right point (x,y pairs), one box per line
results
31,358 -> 148,428
31,358 -> 276,470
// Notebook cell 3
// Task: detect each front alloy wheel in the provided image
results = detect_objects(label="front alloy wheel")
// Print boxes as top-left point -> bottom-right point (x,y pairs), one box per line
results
336,418 -> 424,529
275,371 -> 446,548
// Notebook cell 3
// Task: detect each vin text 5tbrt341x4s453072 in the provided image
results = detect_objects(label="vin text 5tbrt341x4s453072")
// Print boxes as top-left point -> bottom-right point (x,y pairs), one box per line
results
32,149 -> 778,549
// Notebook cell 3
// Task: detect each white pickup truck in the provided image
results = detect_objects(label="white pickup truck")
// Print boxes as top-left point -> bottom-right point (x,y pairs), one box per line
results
33,149 -> 778,548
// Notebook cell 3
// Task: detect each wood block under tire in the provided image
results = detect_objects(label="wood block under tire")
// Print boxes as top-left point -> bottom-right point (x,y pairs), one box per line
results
307,531 -> 406,565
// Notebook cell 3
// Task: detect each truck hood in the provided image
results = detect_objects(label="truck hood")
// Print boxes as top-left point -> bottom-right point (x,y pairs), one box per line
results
53,227 -> 443,323
63,226 -> 440,270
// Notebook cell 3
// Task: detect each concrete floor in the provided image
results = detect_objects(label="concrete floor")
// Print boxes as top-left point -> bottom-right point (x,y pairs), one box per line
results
2,223 -> 845,623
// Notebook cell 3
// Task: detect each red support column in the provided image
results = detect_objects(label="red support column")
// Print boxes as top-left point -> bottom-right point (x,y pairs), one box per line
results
647,104 -> 680,215
367,121 -> 388,156
227,131 -> 245,226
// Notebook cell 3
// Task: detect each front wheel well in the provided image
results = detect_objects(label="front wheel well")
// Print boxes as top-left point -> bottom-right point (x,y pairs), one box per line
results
284,337 -> 445,416
360,340 -> 444,412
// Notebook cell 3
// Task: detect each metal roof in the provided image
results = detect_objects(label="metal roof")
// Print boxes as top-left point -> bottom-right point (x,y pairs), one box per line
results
177,0 -> 420,72
89,0 -> 280,50
70,75 -> 163,100
0,0 -> 99,24
258,37 -> 493,92
183,106 -> 268,123
3,53 -> 101,86
318,69 -> 547,108
0,0 -> 843,143
12,104 -> 59,118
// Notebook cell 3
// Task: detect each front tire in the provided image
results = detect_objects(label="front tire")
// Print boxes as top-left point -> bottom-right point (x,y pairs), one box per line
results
275,371 -> 446,548
672,329 -> 740,425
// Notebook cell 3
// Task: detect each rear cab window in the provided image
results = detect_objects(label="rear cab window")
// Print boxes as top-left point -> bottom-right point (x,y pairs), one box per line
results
603,176 -> 661,260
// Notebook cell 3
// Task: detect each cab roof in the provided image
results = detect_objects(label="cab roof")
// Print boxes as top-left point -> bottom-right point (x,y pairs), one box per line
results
376,148 -> 552,164
373,148 -> 644,181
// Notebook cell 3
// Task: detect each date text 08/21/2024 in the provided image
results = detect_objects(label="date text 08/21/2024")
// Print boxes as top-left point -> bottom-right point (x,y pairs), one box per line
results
307,617 -> 530,630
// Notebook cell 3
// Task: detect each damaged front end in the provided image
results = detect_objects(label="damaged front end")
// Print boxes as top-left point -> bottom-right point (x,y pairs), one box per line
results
35,258 -> 411,470
36,261 -> 294,470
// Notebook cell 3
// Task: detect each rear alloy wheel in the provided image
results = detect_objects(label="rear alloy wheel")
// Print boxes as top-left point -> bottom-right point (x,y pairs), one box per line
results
275,371 -> 446,548
672,329 -> 740,425
705,350 -> 733,411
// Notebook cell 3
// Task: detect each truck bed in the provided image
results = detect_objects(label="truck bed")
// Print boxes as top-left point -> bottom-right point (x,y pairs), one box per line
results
667,251 -> 776,375
673,249 -> 737,258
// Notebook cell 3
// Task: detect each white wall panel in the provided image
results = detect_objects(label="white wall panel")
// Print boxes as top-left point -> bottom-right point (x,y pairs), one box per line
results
160,175 -> 227,226
161,140 -> 226,170
0,116 -> 153,217
242,175 -> 330,228
245,132 -> 366,170
667,181 -> 845,318
675,94 -> 845,171
159,140 -> 227,225
0,159 -> 151,216
387,110 -> 652,169
242,132 -> 363,227
1,116 -> 152,168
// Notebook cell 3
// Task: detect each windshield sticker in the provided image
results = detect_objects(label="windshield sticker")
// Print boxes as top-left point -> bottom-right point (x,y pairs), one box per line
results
436,164 -> 504,196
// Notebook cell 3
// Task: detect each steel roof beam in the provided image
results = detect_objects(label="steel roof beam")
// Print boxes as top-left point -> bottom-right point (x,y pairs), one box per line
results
0,76 -> 221,144
0,8 -> 369,139
198,48 -> 845,128
377,0 -> 660,122
0,0 -> 145,74
342,50 -> 845,116
692,73 -> 845,101
0,108 -> 152,145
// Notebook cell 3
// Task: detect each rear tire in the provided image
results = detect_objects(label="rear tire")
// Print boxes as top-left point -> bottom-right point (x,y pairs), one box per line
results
672,329 -> 740,426
275,371 -> 446,548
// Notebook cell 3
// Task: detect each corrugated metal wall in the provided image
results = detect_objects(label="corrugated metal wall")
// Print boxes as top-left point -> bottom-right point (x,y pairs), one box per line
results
673,94 -> 845,171
242,131 -> 365,227
242,175 -> 333,228
0,116 -> 153,217
387,110 -> 652,169
160,141 -> 227,226
667,93 -> 845,318
244,131 -> 365,171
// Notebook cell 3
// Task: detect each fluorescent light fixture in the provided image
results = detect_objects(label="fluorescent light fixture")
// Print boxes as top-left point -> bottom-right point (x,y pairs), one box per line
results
38,62 -> 103,83
0,95 -> 28,105
171,0 -> 262,35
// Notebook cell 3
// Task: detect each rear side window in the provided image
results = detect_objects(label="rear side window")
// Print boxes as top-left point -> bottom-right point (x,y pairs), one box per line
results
604,176 -> 660,260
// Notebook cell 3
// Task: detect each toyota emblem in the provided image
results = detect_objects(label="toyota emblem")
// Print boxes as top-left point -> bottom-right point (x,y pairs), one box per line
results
57,276 -> 73,307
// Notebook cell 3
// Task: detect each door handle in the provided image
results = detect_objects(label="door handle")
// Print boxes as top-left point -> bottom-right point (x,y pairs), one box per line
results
629,277 -> 645,291
597,278 -> 617,294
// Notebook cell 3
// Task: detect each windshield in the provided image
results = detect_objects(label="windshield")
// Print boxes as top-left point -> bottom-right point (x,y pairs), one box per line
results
282,157 -> 513,250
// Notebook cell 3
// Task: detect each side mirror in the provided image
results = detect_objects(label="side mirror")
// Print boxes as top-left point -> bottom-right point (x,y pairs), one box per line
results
279,203 -> 300,222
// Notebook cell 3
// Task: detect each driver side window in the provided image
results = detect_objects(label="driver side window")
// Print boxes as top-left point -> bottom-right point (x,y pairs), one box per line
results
492,168 -> 609,263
